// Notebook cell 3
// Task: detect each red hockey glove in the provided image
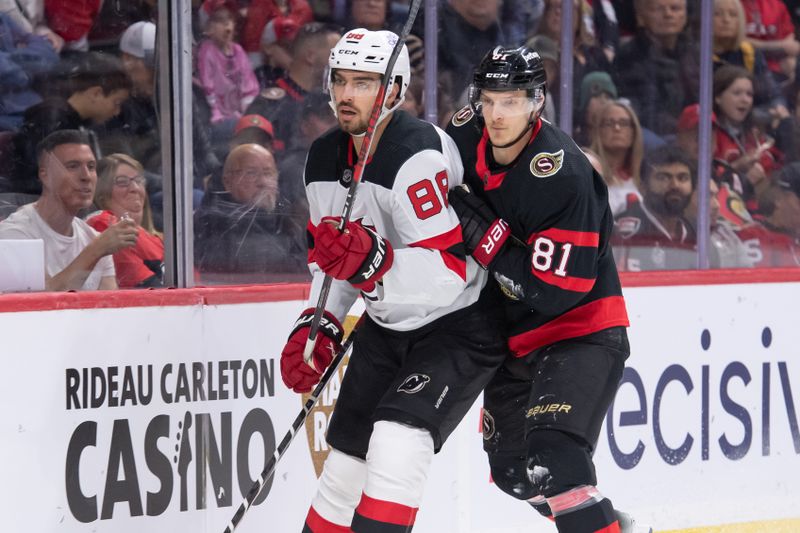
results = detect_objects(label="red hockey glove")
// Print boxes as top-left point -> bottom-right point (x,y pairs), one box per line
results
313,217 -> 394,292
280,308 -> 344,393
448,185 -> 510,269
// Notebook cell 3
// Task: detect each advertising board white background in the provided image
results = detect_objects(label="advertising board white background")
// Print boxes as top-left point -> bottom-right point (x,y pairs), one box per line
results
0,282 -> 798,532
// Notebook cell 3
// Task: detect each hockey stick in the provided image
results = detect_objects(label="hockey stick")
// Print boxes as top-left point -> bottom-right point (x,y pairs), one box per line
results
302,0 -> 423,369
222,314 -> 366,533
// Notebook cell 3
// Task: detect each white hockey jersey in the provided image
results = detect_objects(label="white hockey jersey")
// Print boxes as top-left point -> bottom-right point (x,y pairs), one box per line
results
303,110 -> 485,331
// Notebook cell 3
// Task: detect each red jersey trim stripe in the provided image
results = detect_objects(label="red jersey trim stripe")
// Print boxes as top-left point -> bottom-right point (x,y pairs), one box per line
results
531,268 -> 595,292
409,225 -> 466,280
508,296 -> 630,357
356,493 -> 418,526
594,521 -> 621,533
530,227 -> 600,247
305,505 -> 353,532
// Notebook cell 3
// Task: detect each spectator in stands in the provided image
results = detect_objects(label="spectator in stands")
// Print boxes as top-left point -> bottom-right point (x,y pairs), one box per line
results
741,0 -> 800,84
245,22 -> 341,151
526,35 -> 559,123
194,143 -> 306,277
612,0 -> 700,136
11,52 -> 132,196
277,92 -> 336,227
573,70 -> 618,146
500,0 -> 544,47
713,0 -> 786,110
101,21 -> 219,204
44,0 -> 101,51
0,0 -> 63,52
240,0 -> 312,68
87,153 -> 164,288
433,0 -> 504,101
713,64 -> 789,212
686,178 -> 754,268
399,76 -> 424,118
590,99 -> 645,215
0,11 -> 59,132
0,130 -> 138,290
196,0 -> 260,131
531,0 -> 613,112
230,114 -> 280,153
346,0 -> 424,76
87,0 -> 156,53
612,144 -> 697,271
675,103 -> 754,229
735,163 -> 800,267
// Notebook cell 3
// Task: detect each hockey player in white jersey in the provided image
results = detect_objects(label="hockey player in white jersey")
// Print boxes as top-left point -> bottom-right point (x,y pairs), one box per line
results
278,28 -> 508,532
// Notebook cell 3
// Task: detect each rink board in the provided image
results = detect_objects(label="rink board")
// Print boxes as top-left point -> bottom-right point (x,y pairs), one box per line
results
0,278 -> 798,532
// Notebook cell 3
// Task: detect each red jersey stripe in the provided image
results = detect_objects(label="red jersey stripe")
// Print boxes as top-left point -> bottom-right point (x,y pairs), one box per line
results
305,505 -> 353,532
531,227 -> 600,247
410,225 -> 466,280
593,521 -> 621,533
508,296 -> 629,357
441,251 -> 467,281
531,268 -> 596,292
356,493 -> 418,526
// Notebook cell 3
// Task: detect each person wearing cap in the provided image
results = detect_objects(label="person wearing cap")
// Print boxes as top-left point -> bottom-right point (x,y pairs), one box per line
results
100,20 -> 220,217
230,114 -> 279,152
240,0 -> 312,67
735,162 -> 800,267
244,22 -> 341,153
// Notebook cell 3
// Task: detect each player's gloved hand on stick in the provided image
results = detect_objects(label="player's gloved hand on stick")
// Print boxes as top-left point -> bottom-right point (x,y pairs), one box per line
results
280,308 -> 344,393
313,216 -> 394,292
448,184 -> 510,269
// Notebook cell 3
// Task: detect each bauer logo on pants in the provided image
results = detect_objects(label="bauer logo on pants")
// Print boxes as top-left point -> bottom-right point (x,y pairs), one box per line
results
397,373 -> 430,394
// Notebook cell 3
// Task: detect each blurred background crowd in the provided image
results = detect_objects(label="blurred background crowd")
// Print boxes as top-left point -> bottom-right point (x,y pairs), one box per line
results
1,0 -> 800,291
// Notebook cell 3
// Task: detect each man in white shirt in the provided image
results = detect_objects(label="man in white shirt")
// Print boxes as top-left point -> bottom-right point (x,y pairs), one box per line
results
0,129 -> 139,290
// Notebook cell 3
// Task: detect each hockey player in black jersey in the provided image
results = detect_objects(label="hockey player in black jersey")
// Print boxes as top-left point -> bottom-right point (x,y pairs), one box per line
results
446,46 -> 650,533
278,29 -> 507,532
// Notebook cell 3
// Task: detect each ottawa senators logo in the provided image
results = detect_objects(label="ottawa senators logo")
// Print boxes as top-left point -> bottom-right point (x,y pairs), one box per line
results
451,105 -> 473,127
397,373 -> 430,394
530,149 -> 564,178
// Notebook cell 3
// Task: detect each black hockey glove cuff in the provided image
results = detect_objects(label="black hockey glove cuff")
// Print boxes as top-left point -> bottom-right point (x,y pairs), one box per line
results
449,185 -> 510,269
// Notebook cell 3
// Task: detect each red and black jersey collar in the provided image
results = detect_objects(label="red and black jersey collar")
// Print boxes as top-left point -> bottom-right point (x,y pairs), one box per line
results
475,118 -> 542,191
277,76 -> 307,102
346,135 -> 374,167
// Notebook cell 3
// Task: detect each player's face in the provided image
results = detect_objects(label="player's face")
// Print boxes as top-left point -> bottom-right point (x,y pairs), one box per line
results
644,162 -> 693,216
331,70 -> 382,135
479,89 -> 536,147
108,163 -> 146,224
40,144 -> 98,215
715,77 -> 753,125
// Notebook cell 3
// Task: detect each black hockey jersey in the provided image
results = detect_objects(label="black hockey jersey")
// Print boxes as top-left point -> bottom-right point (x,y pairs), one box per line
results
304,110 -> 486,331
446,107 -> 629,357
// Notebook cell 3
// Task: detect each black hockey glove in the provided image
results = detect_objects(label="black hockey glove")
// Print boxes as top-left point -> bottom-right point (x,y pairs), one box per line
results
448,185 -> 510,269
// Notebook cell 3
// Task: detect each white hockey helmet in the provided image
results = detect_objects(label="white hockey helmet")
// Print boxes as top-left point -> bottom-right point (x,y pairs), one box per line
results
327,28 -> 411,127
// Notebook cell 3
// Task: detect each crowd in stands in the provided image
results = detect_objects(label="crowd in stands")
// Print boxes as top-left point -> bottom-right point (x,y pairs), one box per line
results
1,0 -> 800,293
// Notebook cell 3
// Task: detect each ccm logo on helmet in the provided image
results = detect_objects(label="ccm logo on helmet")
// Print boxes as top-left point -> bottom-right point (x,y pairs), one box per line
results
486,73 -> 509,79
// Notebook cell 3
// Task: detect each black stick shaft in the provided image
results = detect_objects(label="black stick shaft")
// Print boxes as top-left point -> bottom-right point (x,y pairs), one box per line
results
223,315 -> 365,533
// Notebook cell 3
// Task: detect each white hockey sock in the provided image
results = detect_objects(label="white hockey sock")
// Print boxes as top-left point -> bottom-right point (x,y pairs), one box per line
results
363,420 -> 434,508
310,448 -> 368,526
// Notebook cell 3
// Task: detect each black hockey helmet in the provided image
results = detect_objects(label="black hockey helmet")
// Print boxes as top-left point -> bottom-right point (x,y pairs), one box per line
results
473,45 -> 546,92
